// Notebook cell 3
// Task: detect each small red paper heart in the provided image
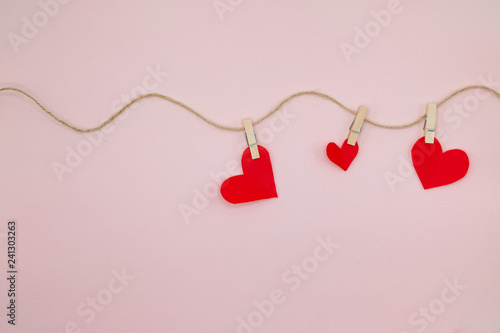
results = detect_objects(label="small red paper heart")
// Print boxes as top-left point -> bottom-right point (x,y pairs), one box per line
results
411,137 -> 469,190
326,139 -> 359,171
221,145 -> 278,204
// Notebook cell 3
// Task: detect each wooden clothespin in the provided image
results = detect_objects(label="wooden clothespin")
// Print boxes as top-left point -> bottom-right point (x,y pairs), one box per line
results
347,105 -> 368,146
424,103 -> 437,144
243,118 -> 260,159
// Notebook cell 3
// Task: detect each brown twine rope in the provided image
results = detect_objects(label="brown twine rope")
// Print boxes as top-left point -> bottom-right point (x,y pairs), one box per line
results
0,85 -> 498,133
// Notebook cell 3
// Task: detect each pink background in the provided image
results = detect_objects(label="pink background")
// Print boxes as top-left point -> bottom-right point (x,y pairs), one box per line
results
1,0 -> 500,332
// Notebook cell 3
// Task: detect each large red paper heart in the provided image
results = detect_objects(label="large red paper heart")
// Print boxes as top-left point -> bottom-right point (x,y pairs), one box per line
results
411,137 -> 469,190
326,139 -> 359,171
221,145 -> 278,204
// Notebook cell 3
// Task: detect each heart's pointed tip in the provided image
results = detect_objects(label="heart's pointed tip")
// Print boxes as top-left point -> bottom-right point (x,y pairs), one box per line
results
220,191 -> 236,204
221,192 -> 278,205
341,163 -> 351,171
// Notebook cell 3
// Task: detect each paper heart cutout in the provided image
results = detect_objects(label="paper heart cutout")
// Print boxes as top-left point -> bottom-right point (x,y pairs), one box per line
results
221,145 -> 278,204
411,137 -> 469,190
326,139 -> 359,171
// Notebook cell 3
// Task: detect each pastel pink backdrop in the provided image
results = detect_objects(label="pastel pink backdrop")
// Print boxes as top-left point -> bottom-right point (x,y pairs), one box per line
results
1,1 -> 499,332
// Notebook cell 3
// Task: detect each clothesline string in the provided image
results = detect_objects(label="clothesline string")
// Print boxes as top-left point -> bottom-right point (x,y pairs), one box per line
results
0,85 -> 498,133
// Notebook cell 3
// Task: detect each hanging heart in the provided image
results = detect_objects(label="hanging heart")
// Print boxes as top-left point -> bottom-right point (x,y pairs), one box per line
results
221,145 -> 278,204
411,137 -> 469,190
326,139 -> 359,171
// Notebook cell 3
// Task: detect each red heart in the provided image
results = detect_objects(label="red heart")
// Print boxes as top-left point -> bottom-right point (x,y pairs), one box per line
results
326,139 -> 359,171
221,145 -> 278,204
411,137 -> 469,190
